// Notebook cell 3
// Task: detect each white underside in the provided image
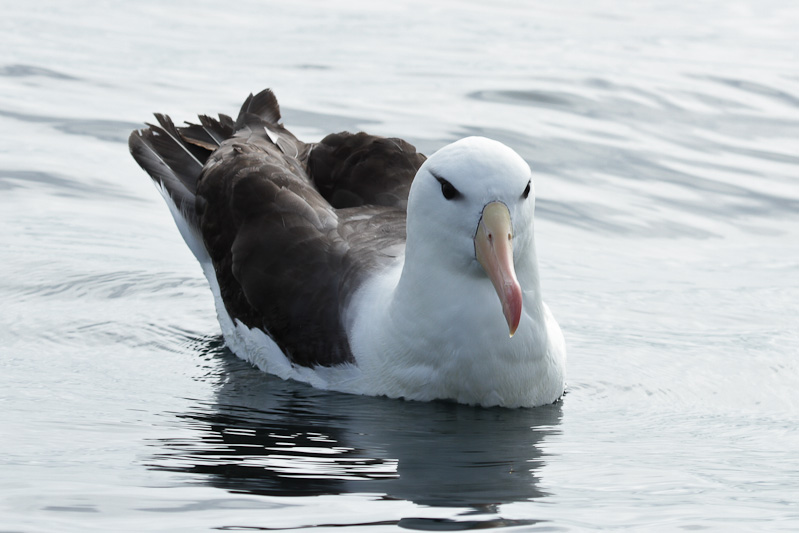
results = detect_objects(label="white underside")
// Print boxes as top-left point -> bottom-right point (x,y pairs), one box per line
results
344,264 -> 567,408
202,250 -> 565,407
204,261 -> 565,408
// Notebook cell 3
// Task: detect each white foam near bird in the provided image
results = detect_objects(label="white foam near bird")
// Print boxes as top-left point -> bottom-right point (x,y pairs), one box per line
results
129,90 -> 566,408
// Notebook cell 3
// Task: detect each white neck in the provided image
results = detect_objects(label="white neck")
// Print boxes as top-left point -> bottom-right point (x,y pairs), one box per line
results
346,230 -> 565,408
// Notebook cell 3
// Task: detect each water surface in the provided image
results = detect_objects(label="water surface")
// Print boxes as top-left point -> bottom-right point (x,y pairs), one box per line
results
1,0 -> 798,530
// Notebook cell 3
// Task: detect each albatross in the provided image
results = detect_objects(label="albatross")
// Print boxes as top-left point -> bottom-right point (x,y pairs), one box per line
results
129,89 -> 565,408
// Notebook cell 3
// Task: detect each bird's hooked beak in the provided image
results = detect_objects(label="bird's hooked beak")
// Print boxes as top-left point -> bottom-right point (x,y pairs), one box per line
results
474,202 -> 523,337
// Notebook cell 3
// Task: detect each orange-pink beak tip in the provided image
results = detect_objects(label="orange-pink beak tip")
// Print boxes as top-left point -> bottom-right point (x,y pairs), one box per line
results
503,283 -> 523,337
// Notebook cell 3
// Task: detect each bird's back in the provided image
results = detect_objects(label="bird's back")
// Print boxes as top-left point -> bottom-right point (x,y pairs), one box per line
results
129,89 -> 426,367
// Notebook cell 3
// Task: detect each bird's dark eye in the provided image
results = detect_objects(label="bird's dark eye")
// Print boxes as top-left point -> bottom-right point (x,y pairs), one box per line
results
433,174 -> 460,200
441,179 -> 458,200
522,180 -> 531,199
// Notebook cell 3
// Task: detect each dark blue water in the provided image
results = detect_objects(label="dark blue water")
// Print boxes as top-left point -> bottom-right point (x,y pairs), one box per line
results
2,1 -> 798,530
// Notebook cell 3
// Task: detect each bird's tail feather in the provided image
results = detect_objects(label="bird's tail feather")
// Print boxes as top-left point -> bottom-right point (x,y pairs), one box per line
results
128,89 -> 283,261
129,109 -> 233,263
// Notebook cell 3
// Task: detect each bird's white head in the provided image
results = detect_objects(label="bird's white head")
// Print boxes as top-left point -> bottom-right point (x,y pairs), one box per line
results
404,136 -> 538,336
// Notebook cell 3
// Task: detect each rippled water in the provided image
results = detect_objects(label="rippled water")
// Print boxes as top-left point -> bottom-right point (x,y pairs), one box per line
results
2,0 -> 798,530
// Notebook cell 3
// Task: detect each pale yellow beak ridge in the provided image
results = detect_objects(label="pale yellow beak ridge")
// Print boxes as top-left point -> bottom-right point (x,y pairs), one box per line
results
474,202 -> 522,337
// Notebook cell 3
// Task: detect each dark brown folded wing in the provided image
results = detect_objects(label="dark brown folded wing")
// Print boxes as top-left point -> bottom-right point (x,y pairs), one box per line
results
130,89 -> 425,367
197,132 -> 410,367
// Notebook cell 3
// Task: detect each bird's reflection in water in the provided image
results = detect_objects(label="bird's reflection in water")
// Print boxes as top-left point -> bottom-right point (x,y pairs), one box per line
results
149,336 -> 563,525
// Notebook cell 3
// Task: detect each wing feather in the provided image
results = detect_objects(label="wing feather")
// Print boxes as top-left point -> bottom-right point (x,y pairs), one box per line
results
130,88 -> 424,368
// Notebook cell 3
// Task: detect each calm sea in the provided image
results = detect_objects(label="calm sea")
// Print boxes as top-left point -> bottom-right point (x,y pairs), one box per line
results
1,0 -> 798,530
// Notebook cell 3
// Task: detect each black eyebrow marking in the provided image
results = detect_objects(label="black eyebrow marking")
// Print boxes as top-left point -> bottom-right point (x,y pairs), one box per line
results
431,170 -> 461,200
522,179 -> 531,199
